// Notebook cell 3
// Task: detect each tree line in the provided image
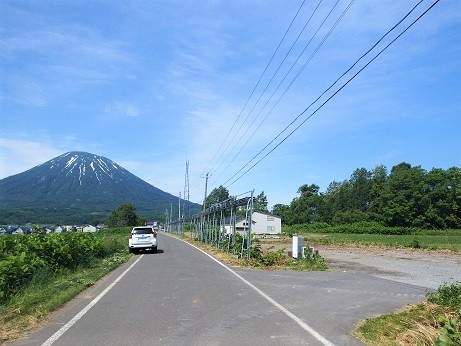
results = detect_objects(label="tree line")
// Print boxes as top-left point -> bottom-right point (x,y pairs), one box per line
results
272,163 -> 461,229
108,163 -> 460,230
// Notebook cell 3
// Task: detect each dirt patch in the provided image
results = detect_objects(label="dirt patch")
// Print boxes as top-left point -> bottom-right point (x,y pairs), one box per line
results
254,239 -> 461,289
255,238 -> 461,259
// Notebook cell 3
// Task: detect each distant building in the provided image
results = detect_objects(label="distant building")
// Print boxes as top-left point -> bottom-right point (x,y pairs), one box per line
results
82,225 -> 98,232
17,226 -> 33,234
12,228 -> 24,235
223,211 -> 281,235
40,226 -> 53,233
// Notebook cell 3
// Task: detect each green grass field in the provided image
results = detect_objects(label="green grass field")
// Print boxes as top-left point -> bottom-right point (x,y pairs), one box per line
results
290,232 -> 461,252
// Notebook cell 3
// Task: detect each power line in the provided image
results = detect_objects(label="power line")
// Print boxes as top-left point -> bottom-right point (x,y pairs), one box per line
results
225,0 -> 440,188
212,0 -> 348,187
192,0 -> 307,188
220,0 -> 423,187
210,0 -> 325,174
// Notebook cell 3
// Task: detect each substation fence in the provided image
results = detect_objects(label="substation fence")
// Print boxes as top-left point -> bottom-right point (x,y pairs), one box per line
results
164,191 -> 256,259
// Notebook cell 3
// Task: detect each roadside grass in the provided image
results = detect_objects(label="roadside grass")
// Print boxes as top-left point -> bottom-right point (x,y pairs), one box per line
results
177,233 -> 328,271
176,229 -> 461,270
0,229 -> 131,344
354,302 -> 445,345
354,282 -> 461,345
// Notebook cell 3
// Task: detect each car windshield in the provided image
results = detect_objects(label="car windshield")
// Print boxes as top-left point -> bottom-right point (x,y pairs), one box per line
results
132,228 -> 153,235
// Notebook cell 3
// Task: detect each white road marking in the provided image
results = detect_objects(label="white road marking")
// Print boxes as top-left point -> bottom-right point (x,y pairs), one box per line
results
41,255 -> 144,346
42,235 -> 336,346
173,235 -> 336,346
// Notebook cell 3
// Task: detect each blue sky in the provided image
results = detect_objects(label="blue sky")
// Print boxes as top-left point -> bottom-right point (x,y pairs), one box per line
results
1,0 -> 460,208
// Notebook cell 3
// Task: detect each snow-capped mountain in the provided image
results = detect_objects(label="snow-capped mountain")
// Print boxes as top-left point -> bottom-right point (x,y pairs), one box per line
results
0,151 -> 200,224
41,151 -> 138,188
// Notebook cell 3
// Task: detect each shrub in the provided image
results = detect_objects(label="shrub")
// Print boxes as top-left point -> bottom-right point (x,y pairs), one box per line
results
260,246 -> 286,266
410,237 -> 421,249
0,252 -> 46,300
428,282 -> 461,310
436,308 -> 461,345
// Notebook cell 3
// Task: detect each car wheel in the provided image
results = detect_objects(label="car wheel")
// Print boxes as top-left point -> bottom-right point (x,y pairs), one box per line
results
129,248 -> 134,254
152,246 -> 157,253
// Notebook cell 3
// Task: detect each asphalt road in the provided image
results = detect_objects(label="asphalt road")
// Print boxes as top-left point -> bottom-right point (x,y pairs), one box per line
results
11,234 -> 428,346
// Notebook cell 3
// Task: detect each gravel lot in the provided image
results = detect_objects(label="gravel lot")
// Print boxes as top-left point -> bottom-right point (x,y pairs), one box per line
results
258,240 -> 461,290
317,245 -> 461,290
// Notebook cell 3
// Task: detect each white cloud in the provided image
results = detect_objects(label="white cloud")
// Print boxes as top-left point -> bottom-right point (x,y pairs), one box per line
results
0,139 -> 62,178
2,26 -> 134,65
1,14 -> 138,100
115,159 -> 142,172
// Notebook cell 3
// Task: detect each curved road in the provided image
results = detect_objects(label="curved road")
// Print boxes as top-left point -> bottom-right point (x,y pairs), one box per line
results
11,234 -> 428,346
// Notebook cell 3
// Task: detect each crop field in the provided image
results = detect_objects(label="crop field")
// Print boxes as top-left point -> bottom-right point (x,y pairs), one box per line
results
0,228 -> 131,343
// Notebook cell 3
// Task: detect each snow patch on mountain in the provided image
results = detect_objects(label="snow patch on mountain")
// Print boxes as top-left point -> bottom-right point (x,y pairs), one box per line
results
48,152 -> 127,185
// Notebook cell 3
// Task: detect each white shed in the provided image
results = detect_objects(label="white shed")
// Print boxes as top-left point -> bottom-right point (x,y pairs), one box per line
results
82,225 -> 98,232
224,211 -> 281,235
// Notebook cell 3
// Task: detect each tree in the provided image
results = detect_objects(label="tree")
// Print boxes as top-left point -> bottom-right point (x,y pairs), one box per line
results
324,180 -> 356,224
349,168 -> 372,212
297,184 -> 320,197
254,191 -> 269,212
368,165 -> 388,220
289,184 -> 323,224
416,167 -> 461,229
446,167 -> 461,228
108,203 -> 139,227
272,203 -> 291,224
254,162 -> 461,229
204,185 -> 230,208
380,163 -> 426,227
323,181 -> 342,223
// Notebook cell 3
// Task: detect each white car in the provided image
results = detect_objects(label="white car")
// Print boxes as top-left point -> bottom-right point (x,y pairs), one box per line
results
128,226 -> 158,253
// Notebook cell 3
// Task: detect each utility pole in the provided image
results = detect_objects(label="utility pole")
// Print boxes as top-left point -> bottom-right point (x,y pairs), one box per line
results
203,172 -> 209,211
247,189 -> 254,259
178,191 -> 182,235
178,191 -> 181,220
184,160 -> 190,220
